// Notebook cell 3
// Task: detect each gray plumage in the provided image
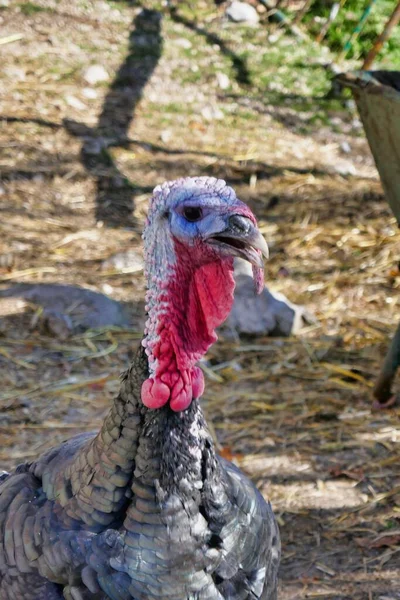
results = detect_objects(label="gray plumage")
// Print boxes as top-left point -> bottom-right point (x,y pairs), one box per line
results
0,348 -> 279,599
0,178 -> 280,600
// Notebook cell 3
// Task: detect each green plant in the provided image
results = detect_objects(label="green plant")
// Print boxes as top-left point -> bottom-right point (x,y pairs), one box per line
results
303,0 -> 400,65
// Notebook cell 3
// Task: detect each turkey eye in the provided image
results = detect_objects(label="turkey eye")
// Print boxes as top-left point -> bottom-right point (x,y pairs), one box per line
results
183,207 -> 203,222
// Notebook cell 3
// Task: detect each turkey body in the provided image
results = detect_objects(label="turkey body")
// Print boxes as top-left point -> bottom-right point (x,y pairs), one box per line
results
0,177 -> 280,600
0,347 -> 279,600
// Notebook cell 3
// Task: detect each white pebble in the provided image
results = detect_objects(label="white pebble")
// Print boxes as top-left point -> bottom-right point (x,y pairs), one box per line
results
226,1 -> 259,24
216,72 -> 230,90
82,87 -> 98,99
83,64 -> 109,86
65,95 -> 87,110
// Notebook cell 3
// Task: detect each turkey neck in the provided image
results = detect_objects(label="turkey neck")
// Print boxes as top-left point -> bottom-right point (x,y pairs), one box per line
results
142,241 -> 236,411
47,343 -> 218,532
132,398 -> 216,497
46,345 -> 149,531
124,398 -> 220,548
49,250 -> 234,529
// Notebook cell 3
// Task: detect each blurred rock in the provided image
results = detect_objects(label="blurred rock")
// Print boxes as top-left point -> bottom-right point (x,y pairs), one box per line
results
160,130 -> 172,143
65,95 -> 87,111
226,1 -> 259,24
201,105 -> 224,121
333,160 -> 356,176
216,72 -> 230,90
351,118 -> 363,130
340,141 -> 351,154
82,87 -> 98,99
4,65 -> 25,81
102,249 -> 144,273
101,284 -> 113,297
174,38 -> 192,49
0,284 -> 130,333
224,259 -> 315,336
345,99 -> 356,111
83,64 -> 109,86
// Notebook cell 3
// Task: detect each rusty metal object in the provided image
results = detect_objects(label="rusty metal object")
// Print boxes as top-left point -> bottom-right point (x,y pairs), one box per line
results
339,70 -> 400,405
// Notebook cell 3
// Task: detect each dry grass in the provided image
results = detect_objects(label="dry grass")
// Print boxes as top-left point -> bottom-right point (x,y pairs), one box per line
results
1,1 -> 400,598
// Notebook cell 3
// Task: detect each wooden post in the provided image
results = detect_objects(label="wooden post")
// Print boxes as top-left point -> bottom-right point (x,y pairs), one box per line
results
363,1 -> 400,70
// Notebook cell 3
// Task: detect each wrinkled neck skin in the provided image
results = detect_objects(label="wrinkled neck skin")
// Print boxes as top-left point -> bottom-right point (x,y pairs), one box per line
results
142,239 -> 236,411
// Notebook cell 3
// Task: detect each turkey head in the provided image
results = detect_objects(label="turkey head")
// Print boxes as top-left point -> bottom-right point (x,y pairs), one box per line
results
141,176 -> 269,412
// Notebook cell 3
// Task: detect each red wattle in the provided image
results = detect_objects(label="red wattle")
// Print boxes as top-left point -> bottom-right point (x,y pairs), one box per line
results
170,388 -> 193,412
253,264 -> 264,295
191,367 -> 205,399
141,378 -> 170,409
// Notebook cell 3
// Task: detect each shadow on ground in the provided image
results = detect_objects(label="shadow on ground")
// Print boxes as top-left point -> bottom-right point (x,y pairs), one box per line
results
65,7 -> 163,227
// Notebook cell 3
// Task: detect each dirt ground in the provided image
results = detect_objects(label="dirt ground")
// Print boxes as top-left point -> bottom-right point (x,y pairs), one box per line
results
1,1 -> 400,598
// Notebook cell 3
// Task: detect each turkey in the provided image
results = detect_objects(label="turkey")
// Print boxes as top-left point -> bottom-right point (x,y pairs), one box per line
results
0,176 -> 280,600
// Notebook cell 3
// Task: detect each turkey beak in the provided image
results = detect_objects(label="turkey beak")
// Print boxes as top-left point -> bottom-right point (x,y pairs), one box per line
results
207,214 -> 269,268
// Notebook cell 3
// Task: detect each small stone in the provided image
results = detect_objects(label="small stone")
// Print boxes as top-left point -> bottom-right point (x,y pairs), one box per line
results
82,87 -> 98,99
174,38 -> 192,49
226,1 -> 259,24
3,283 -> 131,332
160,130 -> 172,143
224,259 -> 315,336
4,65 -> 25,81
65,95 -> 87,110
102,249 -> 144,273
83,64 -> 109,86
340,141 -> 351,154
96,1 -> 110,11
334,160 -> 356,176
201,105 -> 224,121
345,99 -> 356,111
102,283 -> 114,295
216,72 -> 230,90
